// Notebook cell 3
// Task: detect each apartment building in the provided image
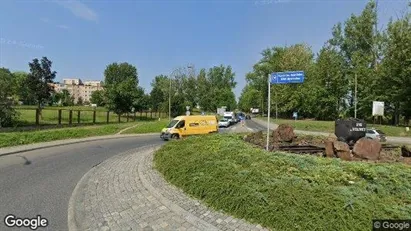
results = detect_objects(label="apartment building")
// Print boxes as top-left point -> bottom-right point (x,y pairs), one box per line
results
51,78 -> 104,104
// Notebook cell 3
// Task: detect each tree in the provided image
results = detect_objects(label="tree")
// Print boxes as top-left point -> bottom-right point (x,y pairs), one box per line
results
77,96 -> 84,106
238,85 -> 262,112
328,0 -> 380,118
377,12 -> 411,125
90,90 -> 106,107
150,75 -> 168,112
25,57 -> 57,111
60,89 -> 74,106
0,68 -> 18,127
312,43 -> 349,119
104,62 -> 139,115
12,71 -> 33,104
133,86 -> 150,111
196,65 -> 237,112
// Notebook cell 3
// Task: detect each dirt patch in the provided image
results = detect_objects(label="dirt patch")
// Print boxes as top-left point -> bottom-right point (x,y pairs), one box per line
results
243,124 -> 409,165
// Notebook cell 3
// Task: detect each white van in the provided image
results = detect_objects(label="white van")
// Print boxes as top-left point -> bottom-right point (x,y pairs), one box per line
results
223,112 -> 235,125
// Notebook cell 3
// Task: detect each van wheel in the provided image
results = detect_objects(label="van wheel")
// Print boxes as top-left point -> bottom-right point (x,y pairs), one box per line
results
171,134 -> 179,139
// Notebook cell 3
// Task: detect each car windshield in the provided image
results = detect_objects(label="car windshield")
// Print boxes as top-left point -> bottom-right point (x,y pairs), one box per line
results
220,118 -> 228,122
223,116 -> 231,119
166,120 -> 179,128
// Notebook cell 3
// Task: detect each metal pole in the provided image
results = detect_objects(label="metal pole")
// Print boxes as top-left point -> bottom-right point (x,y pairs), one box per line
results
169,74 -> 171,121
275,88 -> 278,120
354,73 -> 357,119
266,74 -> 271,151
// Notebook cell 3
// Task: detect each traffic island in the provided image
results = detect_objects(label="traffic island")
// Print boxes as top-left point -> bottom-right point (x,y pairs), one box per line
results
154,133 -> 411,231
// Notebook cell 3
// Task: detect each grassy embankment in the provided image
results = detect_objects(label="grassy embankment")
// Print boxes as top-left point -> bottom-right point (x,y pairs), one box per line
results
0,120 -> 169,148
154,134 -> 411,231
259,118 -> 411,137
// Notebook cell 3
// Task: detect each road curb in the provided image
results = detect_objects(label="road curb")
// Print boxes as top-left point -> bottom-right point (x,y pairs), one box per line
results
0,133 -> 159,157
67,159 -> 97,231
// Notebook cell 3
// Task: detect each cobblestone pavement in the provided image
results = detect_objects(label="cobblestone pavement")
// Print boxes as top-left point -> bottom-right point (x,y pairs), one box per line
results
69,145 -> 269,231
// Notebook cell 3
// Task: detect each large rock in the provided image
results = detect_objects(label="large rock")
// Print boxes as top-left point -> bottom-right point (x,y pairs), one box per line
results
327,133 -> 338,142
352,137 -> 382,160
271,124 -> 295,142
401,146 -> 411,157
324,141 -> 335,158
333,141 -> 352,160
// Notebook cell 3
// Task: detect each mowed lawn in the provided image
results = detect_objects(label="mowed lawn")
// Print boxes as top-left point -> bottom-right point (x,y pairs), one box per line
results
154,134 -> 411,231
13,107 -> 167,126
0,120 -> 167,148
260,118 -> 411,137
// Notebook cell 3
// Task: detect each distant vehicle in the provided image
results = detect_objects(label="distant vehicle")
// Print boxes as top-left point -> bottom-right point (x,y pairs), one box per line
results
218,118 -> 230,128
365,129 -> 387,142
245,115 -> 251,120
223,112 -> 236,125
160,115 -> 218,140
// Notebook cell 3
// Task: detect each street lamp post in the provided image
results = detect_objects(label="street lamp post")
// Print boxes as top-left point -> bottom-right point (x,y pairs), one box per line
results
168,65 -> 194,121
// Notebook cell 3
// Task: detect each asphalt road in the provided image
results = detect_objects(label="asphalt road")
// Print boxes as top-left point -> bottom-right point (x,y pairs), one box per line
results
0,135 -> 163,231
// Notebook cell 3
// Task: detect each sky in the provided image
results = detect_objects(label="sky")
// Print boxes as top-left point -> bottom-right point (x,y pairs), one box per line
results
0,0 -> 409,100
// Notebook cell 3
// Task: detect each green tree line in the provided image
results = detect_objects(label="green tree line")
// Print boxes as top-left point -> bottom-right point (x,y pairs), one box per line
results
239,0 -> 411,125
0,58 -> 237,126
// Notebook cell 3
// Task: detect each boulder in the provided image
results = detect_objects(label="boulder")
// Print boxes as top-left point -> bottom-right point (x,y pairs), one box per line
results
338,151 -> 353,161
324,141 -> 335,158
401,146 -> 411,157
352,137 -> 382,160
333,141 -> 352,160
271,124 -> 295,142
326,133 -> 338,142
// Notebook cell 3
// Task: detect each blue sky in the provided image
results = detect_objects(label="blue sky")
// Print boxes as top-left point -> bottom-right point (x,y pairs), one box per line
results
0,0 -> 409,99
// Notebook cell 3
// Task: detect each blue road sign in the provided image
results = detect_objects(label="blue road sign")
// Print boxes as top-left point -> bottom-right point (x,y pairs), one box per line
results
270,71 -> 305,84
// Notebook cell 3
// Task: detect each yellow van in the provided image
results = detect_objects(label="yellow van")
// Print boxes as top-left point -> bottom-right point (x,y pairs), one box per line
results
160,115 -> 218,140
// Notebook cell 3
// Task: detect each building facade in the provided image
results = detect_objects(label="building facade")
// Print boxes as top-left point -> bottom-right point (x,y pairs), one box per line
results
51,78 -> 104,104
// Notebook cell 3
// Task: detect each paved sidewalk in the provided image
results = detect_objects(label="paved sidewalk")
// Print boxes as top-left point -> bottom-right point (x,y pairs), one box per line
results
68,146 -> 268,231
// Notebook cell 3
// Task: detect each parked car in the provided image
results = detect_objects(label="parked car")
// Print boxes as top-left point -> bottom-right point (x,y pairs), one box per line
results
218,118 -> 230,128
365,128 -> 387,142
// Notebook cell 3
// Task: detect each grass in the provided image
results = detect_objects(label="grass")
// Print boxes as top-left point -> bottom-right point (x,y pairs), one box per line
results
154,134 -> 411,231
258,118 -> 411,137
12,107 -> 167,127
0,121 -> 158,148
121,120 -> 169,134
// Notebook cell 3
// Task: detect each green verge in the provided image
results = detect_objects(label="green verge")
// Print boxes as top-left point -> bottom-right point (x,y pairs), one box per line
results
0,122 -> 140,148
154,134 -> 411,231
121,121 -> 169,134
259,118 -> 411,137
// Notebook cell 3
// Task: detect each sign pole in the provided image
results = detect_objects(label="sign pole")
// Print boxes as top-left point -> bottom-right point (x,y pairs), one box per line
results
266,74 -> 271,151
275,87 -> 278,120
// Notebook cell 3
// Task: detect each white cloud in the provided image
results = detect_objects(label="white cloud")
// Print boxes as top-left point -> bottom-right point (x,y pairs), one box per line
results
57,24 -> 70,30
54,0 -> 98,22
41,18 -> 51,23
